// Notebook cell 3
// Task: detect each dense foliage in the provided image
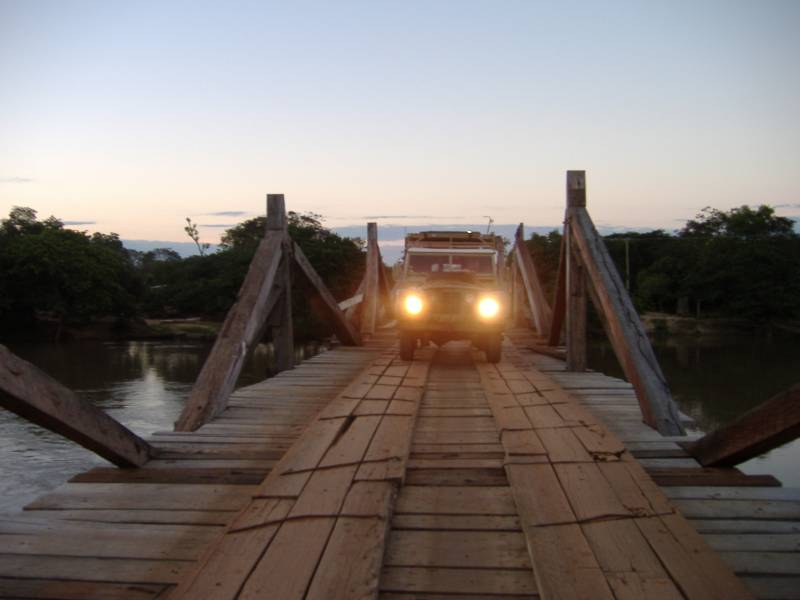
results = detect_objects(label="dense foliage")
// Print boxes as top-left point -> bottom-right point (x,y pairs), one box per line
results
0,208 -> 365,339
0,208 -> 140,331
524,205 -> 800,323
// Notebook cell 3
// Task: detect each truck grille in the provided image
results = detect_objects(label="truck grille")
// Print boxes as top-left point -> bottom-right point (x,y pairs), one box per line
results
428,290 -> 468,317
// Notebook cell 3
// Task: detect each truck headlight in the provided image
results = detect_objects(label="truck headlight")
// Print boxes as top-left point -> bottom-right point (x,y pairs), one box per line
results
404,293 -> 424,316
477,296 -> 500,319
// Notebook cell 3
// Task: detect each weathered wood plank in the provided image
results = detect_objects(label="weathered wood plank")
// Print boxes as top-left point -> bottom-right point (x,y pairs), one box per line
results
293,240 -> 361,345
174,228 -> 284,431
0,345 -> 151,467
685,384 -> 800,467
566,170 -> 684,436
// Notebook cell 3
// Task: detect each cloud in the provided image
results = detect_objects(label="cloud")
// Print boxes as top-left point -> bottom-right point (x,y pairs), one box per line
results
0,176 -> 34,183
62,220 -> 97,226
362,215 -> 447,219
774,203 -> 800,209
200,223 -> 235,228
202,211 -> 248,217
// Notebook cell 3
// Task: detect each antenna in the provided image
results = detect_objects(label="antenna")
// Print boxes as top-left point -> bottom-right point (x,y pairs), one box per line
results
483,216 -> 494,234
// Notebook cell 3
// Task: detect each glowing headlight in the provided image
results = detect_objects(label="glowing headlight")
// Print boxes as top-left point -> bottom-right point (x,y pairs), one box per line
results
477,297 -> 500,319
404,294 -> 424,315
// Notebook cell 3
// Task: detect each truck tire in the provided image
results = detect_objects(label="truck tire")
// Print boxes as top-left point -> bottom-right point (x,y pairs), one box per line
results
485,334 -> 502,364
399,333 -> 416,361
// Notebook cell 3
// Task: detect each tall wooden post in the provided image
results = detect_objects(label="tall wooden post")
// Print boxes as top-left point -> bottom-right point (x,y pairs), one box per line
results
566,170 -> 684,435
565,173 -> 587,370
361,222 -> 379,336
267,194 -> 294,372
564,171 -> 586,371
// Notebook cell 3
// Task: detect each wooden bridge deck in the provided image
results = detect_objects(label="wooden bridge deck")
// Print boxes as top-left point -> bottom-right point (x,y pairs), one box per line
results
1,330 -> 798,599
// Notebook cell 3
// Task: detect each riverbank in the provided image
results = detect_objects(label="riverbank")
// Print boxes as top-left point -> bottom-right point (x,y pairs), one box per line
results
640,312 -> 800,336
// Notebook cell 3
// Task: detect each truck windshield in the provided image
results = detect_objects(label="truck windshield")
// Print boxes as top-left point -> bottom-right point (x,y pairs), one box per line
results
408,253 -> 494,274
451,254 -> 493,274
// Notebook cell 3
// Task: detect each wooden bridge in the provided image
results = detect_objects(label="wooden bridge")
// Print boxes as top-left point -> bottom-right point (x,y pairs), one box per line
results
1,172 -> 798,600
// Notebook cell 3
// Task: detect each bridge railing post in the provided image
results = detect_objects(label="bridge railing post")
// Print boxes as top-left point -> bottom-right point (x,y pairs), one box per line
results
512,224 -> 553,338
176,193 -> 362,432
267,194 -> 294,372
562,170 -> 685,436
565,173 -> 588,370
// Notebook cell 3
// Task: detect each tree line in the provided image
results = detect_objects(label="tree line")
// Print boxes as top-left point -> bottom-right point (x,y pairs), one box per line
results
525,205 -> 800,323
0,207 -> 365,340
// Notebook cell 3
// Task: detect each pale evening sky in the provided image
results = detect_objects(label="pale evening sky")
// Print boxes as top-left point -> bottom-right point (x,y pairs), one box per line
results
1,0 -> 798,245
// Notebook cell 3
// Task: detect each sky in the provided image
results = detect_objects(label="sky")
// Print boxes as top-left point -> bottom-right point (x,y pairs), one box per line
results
1,0 -> 799,250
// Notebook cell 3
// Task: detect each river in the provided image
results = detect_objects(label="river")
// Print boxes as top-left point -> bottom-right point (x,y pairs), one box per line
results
1,333 -> 798,511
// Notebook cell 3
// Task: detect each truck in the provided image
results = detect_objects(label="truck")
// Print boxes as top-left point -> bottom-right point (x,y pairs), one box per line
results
394,231 -> 507,362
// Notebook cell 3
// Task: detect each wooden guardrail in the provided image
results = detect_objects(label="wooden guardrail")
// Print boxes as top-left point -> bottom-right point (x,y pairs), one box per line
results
684,383 -> 800,466
0,345 -> 152,467
511,171 -> 684,436
175,198 -> 391,432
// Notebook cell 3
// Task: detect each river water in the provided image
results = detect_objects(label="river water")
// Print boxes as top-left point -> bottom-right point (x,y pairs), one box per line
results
1,333 -> 798,511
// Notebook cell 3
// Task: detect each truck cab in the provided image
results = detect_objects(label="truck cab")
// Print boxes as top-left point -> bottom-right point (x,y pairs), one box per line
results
395,231 -> 507,362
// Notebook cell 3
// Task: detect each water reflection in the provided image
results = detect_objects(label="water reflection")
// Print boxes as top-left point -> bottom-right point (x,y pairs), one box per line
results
589,332 -> 800,486
0,339 -> 323,511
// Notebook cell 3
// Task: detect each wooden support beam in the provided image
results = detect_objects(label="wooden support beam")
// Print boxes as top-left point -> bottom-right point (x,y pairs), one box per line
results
513,224 -> 553,337
344,278 -> 366,325
565,235 -> 587,372
376,247 -> 394,321
175,218 -> 285,432
360,222 -> 380,336
0,345 -> 152,467
267,195 -> 294,373
547,231 -> 567,346
338,293 -> 364,312
684,384 -> 800,467
293,242 -> 362,346
566,170 -> 685,436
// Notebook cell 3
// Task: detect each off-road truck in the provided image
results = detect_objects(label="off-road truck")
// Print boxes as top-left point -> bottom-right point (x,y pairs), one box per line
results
395,231 -> 507,362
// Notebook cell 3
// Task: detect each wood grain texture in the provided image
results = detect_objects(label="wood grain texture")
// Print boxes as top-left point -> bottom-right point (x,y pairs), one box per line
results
0,345 -> 152,467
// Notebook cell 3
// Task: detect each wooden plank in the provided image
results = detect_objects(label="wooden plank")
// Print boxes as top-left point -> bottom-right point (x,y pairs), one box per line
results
0,345 -> 151,467
289,465 -> 357,518
170,523 -> 283,599
306,517 -> 389,600
25,483 -> 254,512
537,427 -> 592,462
320,415 -> 382,467
361,222 -> 380,336
566,171 -> 684,435
547,230 -> 567,346
238,517 -> 336,600
175,229 -> 284,431
554,462 -> 630,521
0,554 -> 190,584
635,515 -> 754,599
338,292 -> 364,311
395,486 -> 516,515
379,566 -> 537,596
385,530 -> 529,568
392,514 -> 520,531
293,240 -> 362,345
583,519 -> 683,600
565,236 -> 587,371
514,224 -> 553,337
506,463 -> 576,526
0,579 -> 164,600
524,523 -> 615,600
19,509 -> 236,526
685,384 -> 800,467
404,468 -> 508,487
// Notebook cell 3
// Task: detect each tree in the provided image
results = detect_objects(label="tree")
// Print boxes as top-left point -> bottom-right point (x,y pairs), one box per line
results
0,208 -> 141,331
680,205 -> 796,239
184,218 -> 210,255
